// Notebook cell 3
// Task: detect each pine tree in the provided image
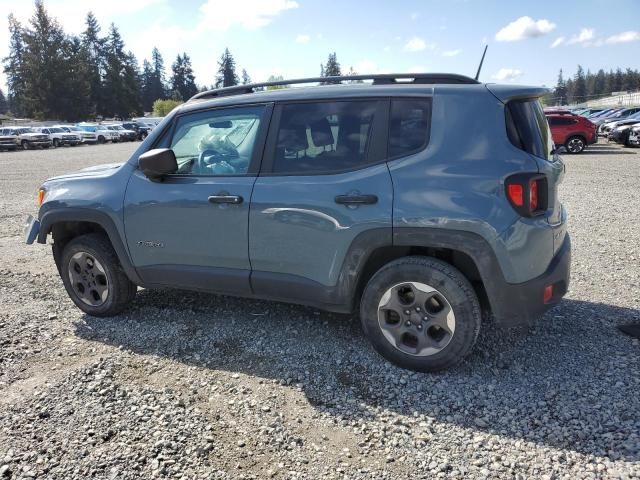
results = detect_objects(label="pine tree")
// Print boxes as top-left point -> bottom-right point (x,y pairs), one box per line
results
215,48 -> 238,88
613,68 -> 623,92
553,69 -> 567,105
2,14 -> 27,117
0,88 -> 8,114
150,47 -> 166,99
321,52 -> 341,84
593,69 -> 606,97
21,0 -> 69,119
573,66 -> 587,103
59,37 -> 92,121
623,68 -> 636,92
241,69 -> 251,85
141,60 -> 154,112
81,12 -> 104,117
102,24 -> 141,118
171,53 -> 198,101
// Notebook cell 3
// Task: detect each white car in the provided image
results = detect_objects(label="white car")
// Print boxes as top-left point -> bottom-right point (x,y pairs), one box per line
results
32,126 -> 81,147
4,127 -> 52,150
54,125 -> 98,144
627,125 -> 640,147
76,124 -> 120,144
102,124 -> 137,142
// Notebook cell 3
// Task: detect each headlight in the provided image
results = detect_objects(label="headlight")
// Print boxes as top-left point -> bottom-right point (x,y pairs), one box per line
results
37,188 -> 46,206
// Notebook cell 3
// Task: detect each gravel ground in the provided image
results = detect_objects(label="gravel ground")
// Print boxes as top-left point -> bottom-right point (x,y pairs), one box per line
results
0,141 -> 639,479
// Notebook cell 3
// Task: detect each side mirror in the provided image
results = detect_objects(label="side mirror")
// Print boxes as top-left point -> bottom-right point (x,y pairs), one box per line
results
138,148 -> 177,181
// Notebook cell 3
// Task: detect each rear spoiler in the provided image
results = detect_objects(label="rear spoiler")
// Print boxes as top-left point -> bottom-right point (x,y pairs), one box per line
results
485,84 -> 550,104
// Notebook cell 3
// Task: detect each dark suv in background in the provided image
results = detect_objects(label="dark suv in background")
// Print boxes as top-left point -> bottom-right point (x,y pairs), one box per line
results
25,73 -> 569,372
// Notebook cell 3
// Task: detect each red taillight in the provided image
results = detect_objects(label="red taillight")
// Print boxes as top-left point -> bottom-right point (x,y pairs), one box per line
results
507,184 -> 524,207
505,174 -> 547,217
543,285 -> 553,304
529,179 -> 538,211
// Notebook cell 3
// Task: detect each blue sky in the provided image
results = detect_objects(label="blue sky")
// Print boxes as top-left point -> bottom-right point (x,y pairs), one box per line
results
1,0 -> 640,90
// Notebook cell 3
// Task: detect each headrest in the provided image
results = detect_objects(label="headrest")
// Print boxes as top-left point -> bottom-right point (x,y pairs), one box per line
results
309,118 -> 334,147
278,124 -> 308,152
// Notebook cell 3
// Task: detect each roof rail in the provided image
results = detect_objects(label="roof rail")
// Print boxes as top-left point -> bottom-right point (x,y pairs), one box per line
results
189,73 -> 479,101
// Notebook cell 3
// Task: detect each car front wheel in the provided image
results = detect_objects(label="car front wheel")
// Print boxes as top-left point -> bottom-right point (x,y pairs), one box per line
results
360,256 -> 481,372
565,135 -> 586,154
59,233 -> 137,317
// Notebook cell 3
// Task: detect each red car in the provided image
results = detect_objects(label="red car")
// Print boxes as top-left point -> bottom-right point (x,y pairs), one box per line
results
546,114 -> 597,154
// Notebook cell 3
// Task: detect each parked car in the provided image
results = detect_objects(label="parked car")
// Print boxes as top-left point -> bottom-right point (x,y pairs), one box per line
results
32,126 -> 81,147
54,125 -> 98,144
23,73 -> 570,372
596,107 -> 640,129
5,127 -> 52,149
546,113 -> 597,153
0,128 -> 19,151
576,108 -> 604,117
628,125 -> 640,147
600,111 -> 640,138
76,124 -> 120,144
102,124 -> 137,142
121,121 -> 151,140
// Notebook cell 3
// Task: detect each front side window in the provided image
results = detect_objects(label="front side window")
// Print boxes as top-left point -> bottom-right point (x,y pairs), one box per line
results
272,101 -> 377,174
388,98 -> 431,158
170,105 -> 265,176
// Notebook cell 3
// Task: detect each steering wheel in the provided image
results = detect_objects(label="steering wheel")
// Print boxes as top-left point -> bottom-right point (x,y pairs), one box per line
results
197,149 -> 220,173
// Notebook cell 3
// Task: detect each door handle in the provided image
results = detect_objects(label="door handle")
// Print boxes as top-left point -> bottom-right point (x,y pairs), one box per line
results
334,194 -> 378,205
208,194 -> 243,205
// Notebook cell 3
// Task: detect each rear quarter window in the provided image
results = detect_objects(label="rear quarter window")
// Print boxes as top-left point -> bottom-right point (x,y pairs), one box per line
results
388,98 -> 432,158
506,99 -> 553,160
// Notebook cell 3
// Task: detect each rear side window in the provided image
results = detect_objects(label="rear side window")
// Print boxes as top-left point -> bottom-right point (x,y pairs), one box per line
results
506,99 -> 553,160
272,101 -> 377,175
547,117 -> 576,126
388,98 -> 431,158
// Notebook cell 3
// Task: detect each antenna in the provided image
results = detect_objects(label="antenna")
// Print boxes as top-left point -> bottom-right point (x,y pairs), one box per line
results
474,45 -> 488,81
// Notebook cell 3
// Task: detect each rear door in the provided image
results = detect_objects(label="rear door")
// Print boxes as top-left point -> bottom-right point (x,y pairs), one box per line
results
249,99 -> 393,307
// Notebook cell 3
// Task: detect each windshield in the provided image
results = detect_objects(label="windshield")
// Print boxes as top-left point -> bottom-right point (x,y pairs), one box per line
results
78,125 -> 97,132
21,128 -> 35,134
50,127 -> 63,133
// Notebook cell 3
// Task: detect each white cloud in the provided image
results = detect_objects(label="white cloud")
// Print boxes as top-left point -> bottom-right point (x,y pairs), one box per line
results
495,16 -> 556,42
442,49 -> 462,57
404,37 -> 434,52
550,37 -> 565,48
198,0 -> 299,31
492,68 -> 523,82
295,34 -> 310,44
567,28 -> 595,45
606,31 -> 640,44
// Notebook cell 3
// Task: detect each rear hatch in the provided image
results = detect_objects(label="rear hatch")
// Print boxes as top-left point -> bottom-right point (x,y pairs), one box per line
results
487,84 -> 566,252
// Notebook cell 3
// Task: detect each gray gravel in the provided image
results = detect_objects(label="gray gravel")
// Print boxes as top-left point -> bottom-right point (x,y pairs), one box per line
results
0,142 -> 639,479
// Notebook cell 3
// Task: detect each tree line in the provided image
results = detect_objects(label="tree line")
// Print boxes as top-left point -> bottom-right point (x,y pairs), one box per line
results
552,66 -> 640,106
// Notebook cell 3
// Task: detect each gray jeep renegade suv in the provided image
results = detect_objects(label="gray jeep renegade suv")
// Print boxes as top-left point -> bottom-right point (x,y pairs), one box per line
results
24,73 -> 570,371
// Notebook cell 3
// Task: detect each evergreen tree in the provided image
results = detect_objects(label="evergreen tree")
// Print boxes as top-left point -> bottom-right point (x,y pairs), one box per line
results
150,47 -> 166,99
140,60 -> 155,111
573,66 -> 586,103
171,53 -> 198,101
553,69 -> 568,105
593,69 -> 606,97
81,12 -> 104,116
2,14 -> 27,117
623,68 -> 636,92
59,37 -> 92,121
322,52 -> 341,84
241,68 -> 251,85
613,68 -> 623,92
215,48 -> 238,87
102,24 -> 141,118
21,0 -> 69,119
0,88 -> 8,114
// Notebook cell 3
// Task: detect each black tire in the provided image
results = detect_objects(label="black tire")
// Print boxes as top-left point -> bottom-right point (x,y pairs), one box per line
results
59,233 -> 137,317
98,135 -> 105,144
564,135 -> 586,154
21,140 -> 29,150
360,256 -> 481,372
52,138 -> 60,148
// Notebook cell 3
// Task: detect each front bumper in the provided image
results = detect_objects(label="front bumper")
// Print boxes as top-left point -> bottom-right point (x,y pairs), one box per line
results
24,215 -> 40,244
492,235 -> 571,326
26,140 -> 52,147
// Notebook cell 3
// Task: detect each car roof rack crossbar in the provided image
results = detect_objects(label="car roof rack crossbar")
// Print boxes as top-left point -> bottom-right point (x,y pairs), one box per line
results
189,73 -> 479,101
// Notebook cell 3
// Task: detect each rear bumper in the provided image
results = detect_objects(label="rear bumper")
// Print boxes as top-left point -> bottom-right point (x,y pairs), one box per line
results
492,235 -> 571,326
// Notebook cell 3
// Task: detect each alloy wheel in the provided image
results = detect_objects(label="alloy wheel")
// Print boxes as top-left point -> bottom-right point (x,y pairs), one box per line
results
377,282 -> 455,356
567,138 -> 585,153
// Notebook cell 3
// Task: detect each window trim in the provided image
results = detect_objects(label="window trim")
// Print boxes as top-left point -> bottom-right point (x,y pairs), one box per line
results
149,102 -> 274,178
386,97 -> 433,162
259,97 -> 390,177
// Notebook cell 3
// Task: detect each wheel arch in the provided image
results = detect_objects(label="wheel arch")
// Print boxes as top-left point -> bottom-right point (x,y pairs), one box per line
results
39,208 -> 142,285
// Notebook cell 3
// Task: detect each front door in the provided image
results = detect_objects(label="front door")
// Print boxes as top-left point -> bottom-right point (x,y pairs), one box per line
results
124,103 -> 271,295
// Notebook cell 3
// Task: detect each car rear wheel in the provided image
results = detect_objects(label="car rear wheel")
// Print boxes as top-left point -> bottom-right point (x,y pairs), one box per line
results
360,256 -> 481,372
97,136 -> 105,144
59,233 -> 137,317
564,135 -> 586,154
